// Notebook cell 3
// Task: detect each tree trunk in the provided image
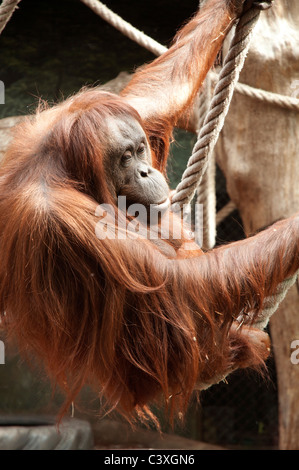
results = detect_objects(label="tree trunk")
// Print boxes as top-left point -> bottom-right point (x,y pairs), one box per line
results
215,3 -> 299,449
271,288 -> 299,450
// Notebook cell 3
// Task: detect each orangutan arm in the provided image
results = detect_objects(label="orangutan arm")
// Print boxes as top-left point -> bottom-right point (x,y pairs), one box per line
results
121,0 -> 242,127
184,213 -> 299,325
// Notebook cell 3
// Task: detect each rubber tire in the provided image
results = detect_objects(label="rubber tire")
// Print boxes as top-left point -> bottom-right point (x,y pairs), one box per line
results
0,415 -> 94,450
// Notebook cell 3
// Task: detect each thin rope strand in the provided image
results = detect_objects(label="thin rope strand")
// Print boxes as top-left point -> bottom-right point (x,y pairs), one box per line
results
0,0 -> 21,35
80,0 -> 168,57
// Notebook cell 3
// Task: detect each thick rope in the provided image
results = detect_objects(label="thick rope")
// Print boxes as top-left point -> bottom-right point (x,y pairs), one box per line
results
171,7 -> 261,212
195,76 -> 217,250
259,275 -> 298,329
216,200 -> 237,226
80,0 -> 168,57
0,0 -> 21,35
210,71 -> 299,112
233,80 -> 299,112
238,274 -> 299,331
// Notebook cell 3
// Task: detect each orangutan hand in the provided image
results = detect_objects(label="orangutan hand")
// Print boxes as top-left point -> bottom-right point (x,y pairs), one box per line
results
252,1 -> 274,10
244,0 -> 274,11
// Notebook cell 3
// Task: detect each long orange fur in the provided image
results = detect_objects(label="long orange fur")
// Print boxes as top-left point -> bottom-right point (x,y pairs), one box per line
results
0,0 -> 298,425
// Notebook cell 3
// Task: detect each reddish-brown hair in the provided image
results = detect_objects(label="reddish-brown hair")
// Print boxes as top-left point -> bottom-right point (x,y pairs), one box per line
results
0,87 -> 298,426
0,1 -> 298,427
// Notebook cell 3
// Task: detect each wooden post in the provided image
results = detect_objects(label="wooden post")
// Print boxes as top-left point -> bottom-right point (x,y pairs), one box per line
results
215,1 -> 299,449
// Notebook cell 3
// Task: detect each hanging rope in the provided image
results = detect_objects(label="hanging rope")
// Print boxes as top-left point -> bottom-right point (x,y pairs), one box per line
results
0,0 -> 21,35
210,71 -> 299,112
171,7 -> 261,212
194,76 -> 217,250
216,200 -> 237,225
241,274 -> 298,331
80,0 -> 168,57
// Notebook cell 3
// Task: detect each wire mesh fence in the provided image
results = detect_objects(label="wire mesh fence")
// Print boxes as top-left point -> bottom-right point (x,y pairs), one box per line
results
195,164 -> 279,449
199,362 -> 278,449
168,133 -> 279,449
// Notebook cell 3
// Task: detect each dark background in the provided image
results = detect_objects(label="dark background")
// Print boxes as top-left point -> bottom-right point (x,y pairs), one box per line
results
0,0 -> 279,449
0,0 -> 199,119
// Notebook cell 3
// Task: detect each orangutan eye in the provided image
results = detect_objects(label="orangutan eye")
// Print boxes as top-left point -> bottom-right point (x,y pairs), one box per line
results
121,150 -> 133,167
137,143 -> 146,155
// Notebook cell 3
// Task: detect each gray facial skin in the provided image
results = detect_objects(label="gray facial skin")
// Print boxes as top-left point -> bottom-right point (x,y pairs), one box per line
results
103,115 -> 170,210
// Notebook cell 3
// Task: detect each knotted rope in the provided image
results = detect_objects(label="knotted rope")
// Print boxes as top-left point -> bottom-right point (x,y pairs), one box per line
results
0,0 -> 21,35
